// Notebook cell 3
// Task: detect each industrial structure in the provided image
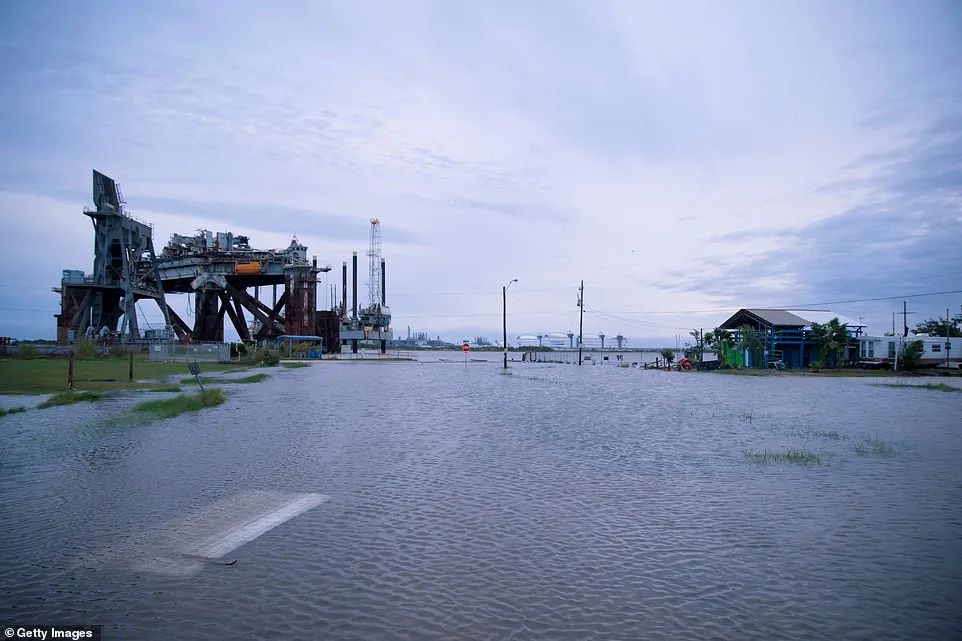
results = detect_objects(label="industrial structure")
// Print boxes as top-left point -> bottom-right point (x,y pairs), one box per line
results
338,219 -> 392,353
55,170 -> 392,353
55,171 -> 172,343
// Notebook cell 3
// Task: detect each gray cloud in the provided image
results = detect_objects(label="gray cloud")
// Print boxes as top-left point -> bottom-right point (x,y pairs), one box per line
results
134,195 -> 423,246
653,119 -> 962,317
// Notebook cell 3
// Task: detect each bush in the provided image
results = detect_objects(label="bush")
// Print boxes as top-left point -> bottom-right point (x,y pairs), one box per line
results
236,347 -> 263,365
231,342 -> 253,359
262,351 -> 280,367
15,344 -> 38,360
899,340 -> 924,370
73,339 -> 96,359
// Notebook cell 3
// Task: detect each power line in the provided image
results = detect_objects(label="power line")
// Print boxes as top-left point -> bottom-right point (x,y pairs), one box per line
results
772,289 -> 962,308
569,289 -> 962,316
586,308 -> 690,332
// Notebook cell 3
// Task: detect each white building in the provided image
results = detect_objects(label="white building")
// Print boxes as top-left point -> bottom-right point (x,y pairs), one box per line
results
858,334 -> 959,368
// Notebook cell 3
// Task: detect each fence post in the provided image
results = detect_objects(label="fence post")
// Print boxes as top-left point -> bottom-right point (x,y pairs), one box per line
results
128,351 -> 134,382
67,351 -> 75,391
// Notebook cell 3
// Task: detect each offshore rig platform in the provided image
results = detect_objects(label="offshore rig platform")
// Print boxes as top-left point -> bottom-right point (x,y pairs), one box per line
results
54,170 -> 392,353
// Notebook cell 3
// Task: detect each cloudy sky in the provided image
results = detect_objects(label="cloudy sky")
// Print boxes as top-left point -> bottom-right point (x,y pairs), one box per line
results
1,0 -> 960,345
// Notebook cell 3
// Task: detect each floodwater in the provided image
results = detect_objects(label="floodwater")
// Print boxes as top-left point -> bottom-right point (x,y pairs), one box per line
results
1,362 -> 961,640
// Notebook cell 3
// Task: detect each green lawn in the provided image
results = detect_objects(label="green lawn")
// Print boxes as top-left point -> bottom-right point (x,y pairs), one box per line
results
0,357 -> 245,394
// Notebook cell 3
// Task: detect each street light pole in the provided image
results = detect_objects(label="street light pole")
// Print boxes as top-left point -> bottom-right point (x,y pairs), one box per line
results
503,279 -> 517,370
578,280 -> 584,366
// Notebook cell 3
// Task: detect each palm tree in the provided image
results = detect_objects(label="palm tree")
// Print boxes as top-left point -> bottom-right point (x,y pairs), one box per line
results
810,318 -> 849,368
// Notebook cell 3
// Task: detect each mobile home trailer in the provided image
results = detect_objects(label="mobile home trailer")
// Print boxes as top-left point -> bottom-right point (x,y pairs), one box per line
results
858,335 -> 960,369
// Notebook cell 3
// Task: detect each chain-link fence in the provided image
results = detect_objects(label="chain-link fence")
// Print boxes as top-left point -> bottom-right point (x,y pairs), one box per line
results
148,342 -> 231,363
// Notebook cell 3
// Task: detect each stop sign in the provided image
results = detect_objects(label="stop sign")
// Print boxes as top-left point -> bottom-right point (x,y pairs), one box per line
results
462,343 -> 470,352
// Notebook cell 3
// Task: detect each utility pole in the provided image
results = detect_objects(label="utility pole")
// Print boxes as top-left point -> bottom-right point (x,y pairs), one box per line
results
503,279 -> 517,370
577,280 -> 584,366
947,308 -> 952,370
903,301 -> 909,337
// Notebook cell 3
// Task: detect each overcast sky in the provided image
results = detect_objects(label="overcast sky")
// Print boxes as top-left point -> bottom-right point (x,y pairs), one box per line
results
1,1 -> 960,345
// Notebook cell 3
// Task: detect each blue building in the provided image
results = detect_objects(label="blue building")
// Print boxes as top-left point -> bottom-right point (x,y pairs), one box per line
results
718,308 -> 864,368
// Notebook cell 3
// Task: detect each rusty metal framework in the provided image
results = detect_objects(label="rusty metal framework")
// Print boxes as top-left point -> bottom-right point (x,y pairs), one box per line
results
56,171 -> 337,348
55,170 -> 171,343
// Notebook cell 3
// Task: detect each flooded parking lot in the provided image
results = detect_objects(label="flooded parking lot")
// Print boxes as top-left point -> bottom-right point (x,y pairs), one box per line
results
1,362 -> 961,640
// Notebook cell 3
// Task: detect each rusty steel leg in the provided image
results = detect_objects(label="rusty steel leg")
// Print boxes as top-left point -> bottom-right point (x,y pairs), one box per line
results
193,286 -> 223,341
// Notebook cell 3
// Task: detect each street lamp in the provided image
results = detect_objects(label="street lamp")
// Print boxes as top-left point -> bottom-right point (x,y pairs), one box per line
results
503,279 -> 518,369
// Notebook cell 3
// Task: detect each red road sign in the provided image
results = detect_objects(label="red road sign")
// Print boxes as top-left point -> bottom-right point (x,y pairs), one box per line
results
462,343 -> 470,352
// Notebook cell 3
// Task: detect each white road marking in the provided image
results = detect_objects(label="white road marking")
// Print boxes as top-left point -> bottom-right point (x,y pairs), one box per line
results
185,493 -> 327,558
87,490 -> 330,576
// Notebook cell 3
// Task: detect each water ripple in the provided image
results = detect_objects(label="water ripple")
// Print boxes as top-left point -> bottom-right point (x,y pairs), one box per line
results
1,364 -> 961,639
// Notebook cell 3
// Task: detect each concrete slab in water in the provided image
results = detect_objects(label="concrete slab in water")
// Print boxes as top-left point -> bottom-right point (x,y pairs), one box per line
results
117,490 -> 328,576
184,492 -> 326,558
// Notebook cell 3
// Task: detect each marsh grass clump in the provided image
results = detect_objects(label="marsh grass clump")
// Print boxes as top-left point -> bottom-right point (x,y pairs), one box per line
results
745,449 -> 822,466
280,362 -> 311,369
133,389 -> 225,419
0,406 -> 27,417
813,430 -> 842,440
38,391 -> 105,409
179,373 -> 269,385
855,436 -> 897,457
739,410 -> 773,425
876,383 -> 961,393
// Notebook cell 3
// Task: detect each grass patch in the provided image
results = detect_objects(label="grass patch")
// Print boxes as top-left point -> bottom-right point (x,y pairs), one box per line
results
876,383 -> 961,393
746,449 -> 822,466
813,430 -> 842,440
855,436 -> 897,457
0,406 -> 27,416
179,373 -> 269,385
0,357 -> 247,394
38,391 -> 105,409
280,362 -> 311,368
133,389 -> 226,419
146,385 -> 182,393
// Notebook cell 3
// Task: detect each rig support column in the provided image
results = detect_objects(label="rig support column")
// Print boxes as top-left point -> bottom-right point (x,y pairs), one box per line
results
351,251 -> 358,354
380,258 -> 387,354
341,261 -> 348,350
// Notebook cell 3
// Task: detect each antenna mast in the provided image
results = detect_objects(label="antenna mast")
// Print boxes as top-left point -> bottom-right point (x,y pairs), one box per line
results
367,218 -> 382,309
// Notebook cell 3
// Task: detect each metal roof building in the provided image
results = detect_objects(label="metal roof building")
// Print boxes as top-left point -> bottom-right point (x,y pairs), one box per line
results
718,308 -> 864,368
